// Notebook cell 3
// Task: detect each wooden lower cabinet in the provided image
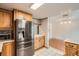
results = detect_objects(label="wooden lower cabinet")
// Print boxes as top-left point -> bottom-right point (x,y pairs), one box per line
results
1,41 -> 15,56
65,48 -> 77,56
34,38 -> 40,49
78,50 -> 79,56
65,42 -> 78,56
34,35 -> 45,50
77,45 -> 79,56
40,37 -> 45,47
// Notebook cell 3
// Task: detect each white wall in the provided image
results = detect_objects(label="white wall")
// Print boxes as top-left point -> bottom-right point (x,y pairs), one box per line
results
32,19 -> 41,25
39,19 -> 49,47
39,19 -> 48,34
48,10 -> 79,43
32,19 -> 41,35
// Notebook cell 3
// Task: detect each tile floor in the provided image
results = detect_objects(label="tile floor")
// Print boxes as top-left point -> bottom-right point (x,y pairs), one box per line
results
34,47 -> 64,56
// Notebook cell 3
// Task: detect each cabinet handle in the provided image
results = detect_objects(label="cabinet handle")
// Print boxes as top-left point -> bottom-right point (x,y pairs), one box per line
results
69,45 -> 73,48
72,46 -> 73,47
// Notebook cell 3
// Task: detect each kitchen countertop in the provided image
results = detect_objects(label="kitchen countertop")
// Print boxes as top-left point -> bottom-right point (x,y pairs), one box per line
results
0,40 -> 14,52
54,37 -> 79,44
35,34 -> 45,37
64,39 -> 79,44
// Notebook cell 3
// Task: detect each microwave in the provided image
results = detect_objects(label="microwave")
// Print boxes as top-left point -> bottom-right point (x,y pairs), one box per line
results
0,30 -> 11,40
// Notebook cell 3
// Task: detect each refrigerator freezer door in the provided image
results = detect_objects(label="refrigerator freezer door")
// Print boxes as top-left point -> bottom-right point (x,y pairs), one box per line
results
17,46 -> 34,56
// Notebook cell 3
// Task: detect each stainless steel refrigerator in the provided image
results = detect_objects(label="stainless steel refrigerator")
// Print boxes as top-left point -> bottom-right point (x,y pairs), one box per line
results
15,19 -> 34,56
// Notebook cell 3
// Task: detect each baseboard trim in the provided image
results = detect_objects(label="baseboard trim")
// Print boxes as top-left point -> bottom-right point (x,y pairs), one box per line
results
34,46 -> 46,51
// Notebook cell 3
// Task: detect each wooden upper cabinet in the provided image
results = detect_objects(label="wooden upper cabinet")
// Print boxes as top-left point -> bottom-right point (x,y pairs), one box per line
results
0,12 -> 3,27
13,9 -> 32,21
15,11 -> 24,19
3,12 -> 11,28
24,13 -> 32,21
0,10 -> 12,30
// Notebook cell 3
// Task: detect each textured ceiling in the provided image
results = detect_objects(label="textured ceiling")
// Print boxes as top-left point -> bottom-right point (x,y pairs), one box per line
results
0,3 -> 79,19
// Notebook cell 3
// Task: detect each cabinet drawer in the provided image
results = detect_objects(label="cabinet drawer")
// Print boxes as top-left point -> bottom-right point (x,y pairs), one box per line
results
65,42 -> 70,47
77,45 -> 79,49
70,49 -> 77,56
77,45 -> 79,56
65,46 -> 77,56
69,43 -> 77,49
65,42 -> 77,49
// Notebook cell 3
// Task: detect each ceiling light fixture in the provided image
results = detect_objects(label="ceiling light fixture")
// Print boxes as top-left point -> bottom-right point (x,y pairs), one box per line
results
60,22 -> 63,24
68,21 -> 71,24
30,3 -> 44,10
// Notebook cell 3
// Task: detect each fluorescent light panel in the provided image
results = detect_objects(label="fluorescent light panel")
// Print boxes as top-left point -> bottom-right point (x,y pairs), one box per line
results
60,21 -> 71,24
30,3 -> 44,10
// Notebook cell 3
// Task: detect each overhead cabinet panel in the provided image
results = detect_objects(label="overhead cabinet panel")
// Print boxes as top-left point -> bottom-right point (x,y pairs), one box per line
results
0,12 -> 3,28
13,9 -> 32,21
0,11 -> 12,30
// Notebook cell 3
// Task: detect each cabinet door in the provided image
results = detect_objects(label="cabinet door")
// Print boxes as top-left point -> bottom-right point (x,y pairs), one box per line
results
65,47 -> 70,56
34,37 -> 40,49
69,48 -> 77,56
0,12 -> 3,28
24,13 -> 32,21
42,36 -> 45,47
1,42 -> 15,56
65,42 -> 77,56
77,45 -> 79,56
65,47 -> 77,56
34,36 -> 45,50
0,12 -> 11,29
40,37 -> 45,48
15,11 -> 24,19
18,12 -> 24,19
3,12 -> 11,28
14,11 -> 24,20
78,50 -> 79,56
14,10 -> 32,21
